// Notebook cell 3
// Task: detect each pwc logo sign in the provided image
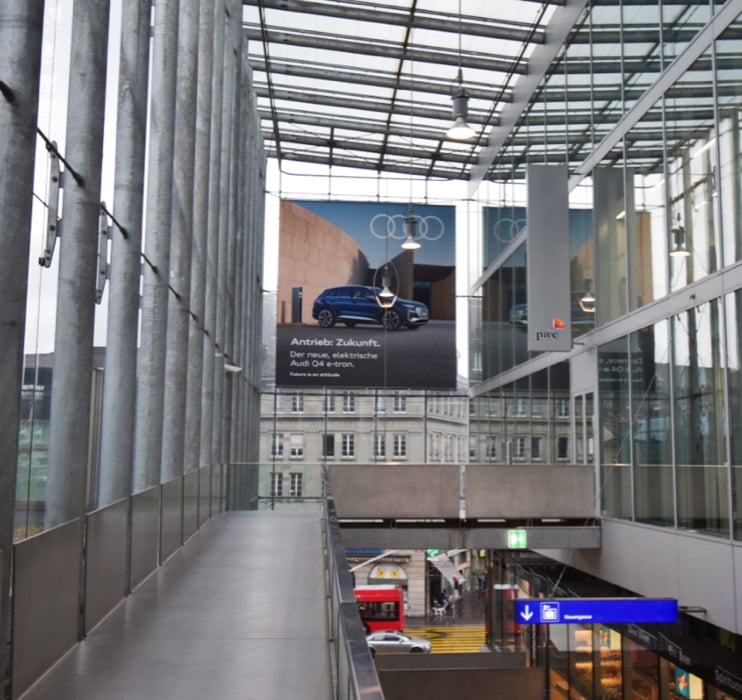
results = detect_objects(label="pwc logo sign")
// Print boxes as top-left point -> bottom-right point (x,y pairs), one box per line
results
534,318 -> 566,342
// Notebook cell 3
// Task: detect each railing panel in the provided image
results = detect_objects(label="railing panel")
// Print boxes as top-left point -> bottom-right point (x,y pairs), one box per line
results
130,486 -> 160,590
198,464 -> 211,526
183,470 -> 199,542
329,464 -> 460,519
13,519 -> 81,699
85,498 -> 128,633
466,464 -> 597,519
160,476 -> 183,561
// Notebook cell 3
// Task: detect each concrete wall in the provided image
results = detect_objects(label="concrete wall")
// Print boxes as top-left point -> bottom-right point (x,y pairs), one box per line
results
466,464 -> 596,519
375,660 -> 542,700
329,464 -> 460,519
540,518 -> 742,635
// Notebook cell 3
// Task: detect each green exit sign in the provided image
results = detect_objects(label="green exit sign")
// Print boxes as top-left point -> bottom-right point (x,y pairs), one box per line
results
507,529 -> 528,549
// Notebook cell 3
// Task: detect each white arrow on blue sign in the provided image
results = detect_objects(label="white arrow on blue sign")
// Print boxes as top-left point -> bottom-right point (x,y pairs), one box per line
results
515,598 -> 678,624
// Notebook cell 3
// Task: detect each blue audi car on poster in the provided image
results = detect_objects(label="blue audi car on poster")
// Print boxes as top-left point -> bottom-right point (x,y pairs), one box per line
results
312,285 -> 429,330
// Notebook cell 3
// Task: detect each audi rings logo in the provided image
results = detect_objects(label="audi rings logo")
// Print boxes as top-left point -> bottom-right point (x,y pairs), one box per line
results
370,213 -> 445,242
490,215 -> 526,243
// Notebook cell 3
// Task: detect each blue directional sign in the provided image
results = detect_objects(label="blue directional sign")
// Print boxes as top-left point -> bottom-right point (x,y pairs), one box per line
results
515,598 -> 678,625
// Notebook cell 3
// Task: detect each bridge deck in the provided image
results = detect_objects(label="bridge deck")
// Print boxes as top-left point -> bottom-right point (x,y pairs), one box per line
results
20,510 -> 333,700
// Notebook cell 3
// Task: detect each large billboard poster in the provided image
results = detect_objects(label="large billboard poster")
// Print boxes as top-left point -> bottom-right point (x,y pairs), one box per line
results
275,199 -> 456,389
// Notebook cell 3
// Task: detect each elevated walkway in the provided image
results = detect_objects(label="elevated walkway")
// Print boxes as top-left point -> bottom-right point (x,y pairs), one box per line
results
20,511 -> 334,700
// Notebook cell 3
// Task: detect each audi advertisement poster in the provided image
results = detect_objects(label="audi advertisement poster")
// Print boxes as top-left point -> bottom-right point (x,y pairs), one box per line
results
275,199 -> 456,389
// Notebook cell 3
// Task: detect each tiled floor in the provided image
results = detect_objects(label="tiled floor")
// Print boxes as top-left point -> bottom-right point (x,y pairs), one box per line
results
20,510 -> 333,700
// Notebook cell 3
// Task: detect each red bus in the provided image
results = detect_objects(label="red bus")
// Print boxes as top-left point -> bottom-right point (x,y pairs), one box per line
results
354,585 -> 405,634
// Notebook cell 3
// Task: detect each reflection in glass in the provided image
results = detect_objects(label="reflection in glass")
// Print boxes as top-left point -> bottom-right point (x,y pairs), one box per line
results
716,16 -> 742,266
672,301 -> 728,536
725,292 -> 742,541
599,338 -> 632,518
631,322 -> 674,526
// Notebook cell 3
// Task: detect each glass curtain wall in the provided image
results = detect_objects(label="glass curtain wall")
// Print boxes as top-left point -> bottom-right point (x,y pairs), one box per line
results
599,296 -> 733,538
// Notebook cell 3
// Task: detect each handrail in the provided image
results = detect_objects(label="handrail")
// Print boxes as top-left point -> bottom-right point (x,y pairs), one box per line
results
322,464 -> 385,700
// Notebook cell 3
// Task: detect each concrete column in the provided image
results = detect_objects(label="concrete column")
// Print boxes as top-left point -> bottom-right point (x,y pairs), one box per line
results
200,2 -> 226,469
184,0 -> 215,475
160,0 -> 200,482
46,0 -> 110,528
133,0 -> 179,491
98,0 -> 151,506
0,3 -> 45,691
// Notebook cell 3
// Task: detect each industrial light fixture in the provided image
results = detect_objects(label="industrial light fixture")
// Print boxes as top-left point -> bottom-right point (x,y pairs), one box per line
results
403,56 -> 421,252
578,280 -> 596,313
446,0 -> 476,141
374,262 -> 399,308
670,214 -> 691,258
401,206 -> 421,250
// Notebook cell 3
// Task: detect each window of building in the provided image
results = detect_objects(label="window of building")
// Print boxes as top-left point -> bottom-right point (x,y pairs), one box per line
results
374,394 -> 386,413
323,392 -> 335,413
488,397 -> 498,416
531,399 -> 543,417
270,472 -> 283,497
514,436 -> 527,460
557,436 -> 569,460
514,398 -> 528,417
393,392 -> 407,412
469,435 -> 477,459
271,433 -> 284,457
444,435 -> 454,462
322,433 -> 335,458
393,433 -> 407,458
341,433 -> 355,458
289,433 -> 304,458
430,433 -> 440,461
531,437 -> 543,461
556,398 -> 569,418
292,393 -> 304,413
373,433 -> 385,459
289,472 -> 303,497
486,436 -> 498,460
342,391 -> 356,412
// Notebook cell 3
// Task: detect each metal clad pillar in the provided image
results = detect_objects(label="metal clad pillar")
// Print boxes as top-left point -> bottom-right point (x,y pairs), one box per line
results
200,3 -> 226,470
184,0 -> 215,476
98,0 -> 151,506
0,3 -> 45,692
213,1 -> 239,466
161,0 -> 200,482
46,0 -> 111,528
133,0 -> 179,491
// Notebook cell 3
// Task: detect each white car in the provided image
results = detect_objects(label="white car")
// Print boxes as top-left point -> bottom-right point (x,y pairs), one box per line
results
366,631 -> 432,656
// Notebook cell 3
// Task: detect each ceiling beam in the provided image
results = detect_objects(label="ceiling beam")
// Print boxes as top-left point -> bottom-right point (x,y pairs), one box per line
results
243,25 -> 528,75
243,0 -> 548,44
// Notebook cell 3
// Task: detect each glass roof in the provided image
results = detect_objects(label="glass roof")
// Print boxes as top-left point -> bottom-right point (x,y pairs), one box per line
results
244,0 -> 736,186
243,0 -> 557,182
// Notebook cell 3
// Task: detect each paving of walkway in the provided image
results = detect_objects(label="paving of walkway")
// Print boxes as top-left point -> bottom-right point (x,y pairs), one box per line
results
20,510 -> 334,700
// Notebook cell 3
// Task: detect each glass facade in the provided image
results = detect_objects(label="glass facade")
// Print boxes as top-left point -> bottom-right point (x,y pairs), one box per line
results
470,2 -> 742,547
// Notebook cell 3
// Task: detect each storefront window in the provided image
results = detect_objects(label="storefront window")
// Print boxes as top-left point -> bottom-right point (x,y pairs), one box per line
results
597,626 -> 623,699
624,638 -> 660,700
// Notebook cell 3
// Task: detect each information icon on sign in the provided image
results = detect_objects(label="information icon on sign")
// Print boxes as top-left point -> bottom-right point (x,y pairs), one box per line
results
541,603 -> 560,622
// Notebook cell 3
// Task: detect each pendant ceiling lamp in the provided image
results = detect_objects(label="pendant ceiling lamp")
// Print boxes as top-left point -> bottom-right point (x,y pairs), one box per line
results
403,55 -> 421,251
670,215 -> 691,258
401,206 -> 421,250
446,0 -> 476,141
